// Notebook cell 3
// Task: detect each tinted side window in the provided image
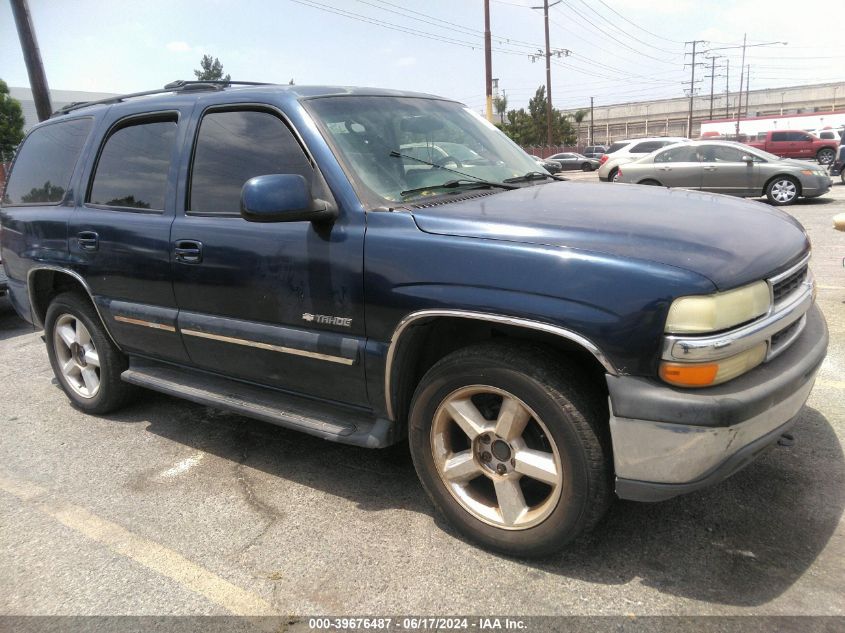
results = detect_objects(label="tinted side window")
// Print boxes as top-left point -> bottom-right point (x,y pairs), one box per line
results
699,145 -> 746,162
654,146 -> 698,163
89,118 -> 177,210
606,142 -> 629,154
771,132 -> 788,142
819,131 -> 835,139
630,141 -> 663,153
785,132 -> 806,142
3,118 -> 92,206
189,110 -> 313,216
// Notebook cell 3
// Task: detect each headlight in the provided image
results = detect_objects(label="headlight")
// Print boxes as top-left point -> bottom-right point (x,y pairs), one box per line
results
665,281 -> 771,334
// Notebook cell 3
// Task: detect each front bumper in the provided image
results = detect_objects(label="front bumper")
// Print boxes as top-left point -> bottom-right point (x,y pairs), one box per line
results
607,303 -> 828,502
801,173 -> 833,197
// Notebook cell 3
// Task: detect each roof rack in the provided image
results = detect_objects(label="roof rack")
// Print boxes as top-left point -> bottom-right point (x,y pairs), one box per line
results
52,80 -> 274,117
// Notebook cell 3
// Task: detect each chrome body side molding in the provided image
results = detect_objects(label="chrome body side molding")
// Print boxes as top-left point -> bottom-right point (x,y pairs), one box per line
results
383,309 -> 618,420
181,328 -> 356,365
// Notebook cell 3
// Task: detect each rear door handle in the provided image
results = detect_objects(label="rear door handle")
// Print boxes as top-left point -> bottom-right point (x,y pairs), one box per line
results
174,240 -> 203,264
77,231 -> 99,251
703,166 -> 717,171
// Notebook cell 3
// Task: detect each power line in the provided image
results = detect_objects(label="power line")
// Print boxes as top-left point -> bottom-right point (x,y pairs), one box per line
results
573,0 -> 683,54
594,0 -> 686,45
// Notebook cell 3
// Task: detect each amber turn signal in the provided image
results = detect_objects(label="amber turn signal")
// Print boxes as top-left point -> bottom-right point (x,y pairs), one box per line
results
659,362 -> 719,387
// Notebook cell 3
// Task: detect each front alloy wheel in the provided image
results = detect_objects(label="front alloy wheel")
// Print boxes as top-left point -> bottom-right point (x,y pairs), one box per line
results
431,386 -> 562,529
409,343 -> 612,556
817,148 -> 835,165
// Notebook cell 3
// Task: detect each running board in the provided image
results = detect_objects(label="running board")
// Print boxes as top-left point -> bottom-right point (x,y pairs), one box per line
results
121,359 -> 395,448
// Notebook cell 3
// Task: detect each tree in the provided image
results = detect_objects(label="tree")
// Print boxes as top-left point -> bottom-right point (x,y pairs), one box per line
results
194,55 -> 230,82
497,86 -> 576,147
0,79 -> 25,163
493,93 -> 508,124
572,109 -> 587,146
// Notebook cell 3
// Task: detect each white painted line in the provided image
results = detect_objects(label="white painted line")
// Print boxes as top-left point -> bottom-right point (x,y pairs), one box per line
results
160,452 -> 205,479
0,474 -> 277,616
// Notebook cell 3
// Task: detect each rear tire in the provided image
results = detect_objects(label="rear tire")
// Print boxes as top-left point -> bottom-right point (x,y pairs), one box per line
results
608,167 -> 620,182
408,343 -> 612,557
638,179 -> 662,186
765,176 -> 800,206
581,163 -> 593,172
45,291 -> 135,414
816,148 -> 835,165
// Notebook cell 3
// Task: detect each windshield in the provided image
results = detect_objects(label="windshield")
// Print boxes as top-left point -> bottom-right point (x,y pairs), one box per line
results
305,96 -> 542,204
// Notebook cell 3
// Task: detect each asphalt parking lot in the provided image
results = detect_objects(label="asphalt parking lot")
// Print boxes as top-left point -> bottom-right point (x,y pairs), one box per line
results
1,179 -> 843,620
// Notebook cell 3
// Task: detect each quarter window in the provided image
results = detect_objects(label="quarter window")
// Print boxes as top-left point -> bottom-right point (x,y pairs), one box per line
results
3,118 -> 92,206
89,117 -> 177,210
189,110 -> 313,216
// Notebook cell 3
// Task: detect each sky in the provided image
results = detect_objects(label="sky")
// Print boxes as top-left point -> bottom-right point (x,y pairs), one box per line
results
1,0 -> 843,113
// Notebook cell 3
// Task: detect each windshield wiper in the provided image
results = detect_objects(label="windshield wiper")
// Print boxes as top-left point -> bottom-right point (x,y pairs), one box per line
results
389,151 -> 518,193
503,171 -> 565,183
400,179 -> 516,198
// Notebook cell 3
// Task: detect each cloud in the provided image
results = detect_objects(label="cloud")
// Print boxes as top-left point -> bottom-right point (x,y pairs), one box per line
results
394,56 -> 417,68
166,41 -> 192,53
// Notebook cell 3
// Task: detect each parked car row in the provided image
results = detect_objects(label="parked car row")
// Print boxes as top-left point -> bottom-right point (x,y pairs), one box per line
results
616,140 -> 832,206
597,137 -> 689,182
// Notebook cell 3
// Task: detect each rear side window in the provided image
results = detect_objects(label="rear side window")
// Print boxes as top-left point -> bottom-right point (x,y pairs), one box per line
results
189,109 -> 313,216
819,131 -> 835,140
89,117 -> 177,210
771,132 -> 788,142
630,141 -> 665,154
654,146 -> 698,163
606,142 -> 628,154
3,118 -> 92,206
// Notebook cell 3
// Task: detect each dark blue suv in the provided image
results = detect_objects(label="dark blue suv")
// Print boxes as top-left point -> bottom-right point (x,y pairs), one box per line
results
0,82 -> 828,556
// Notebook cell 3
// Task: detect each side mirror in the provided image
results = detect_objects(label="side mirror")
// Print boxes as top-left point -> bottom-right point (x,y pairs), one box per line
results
240,174 -> 337,223
742,155 -> 754,164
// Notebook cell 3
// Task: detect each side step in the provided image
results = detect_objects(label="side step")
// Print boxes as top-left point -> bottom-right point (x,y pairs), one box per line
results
121,359 -> 395,448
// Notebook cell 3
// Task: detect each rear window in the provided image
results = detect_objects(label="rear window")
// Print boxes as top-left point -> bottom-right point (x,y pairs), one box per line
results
2,118 -> 92,206
605,142 -> 629,154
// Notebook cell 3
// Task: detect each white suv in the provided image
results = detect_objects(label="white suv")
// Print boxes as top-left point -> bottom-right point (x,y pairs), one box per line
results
597,137 -> 688,182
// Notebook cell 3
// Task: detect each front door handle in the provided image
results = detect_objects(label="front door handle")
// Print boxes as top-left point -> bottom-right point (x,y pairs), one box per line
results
174,240 -> 203,264
77,231 -> 99,251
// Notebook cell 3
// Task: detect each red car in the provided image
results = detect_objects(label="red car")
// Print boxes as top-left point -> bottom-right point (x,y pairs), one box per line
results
746,130 -> 838,165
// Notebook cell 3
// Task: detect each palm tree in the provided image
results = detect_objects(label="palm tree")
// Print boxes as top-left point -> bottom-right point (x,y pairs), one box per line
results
494,93 -> 509,124
572,109 -> 588,148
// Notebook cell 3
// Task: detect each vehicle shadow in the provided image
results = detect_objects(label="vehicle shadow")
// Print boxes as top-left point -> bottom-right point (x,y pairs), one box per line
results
0,296 -> 32,341
100,387 -> 843,608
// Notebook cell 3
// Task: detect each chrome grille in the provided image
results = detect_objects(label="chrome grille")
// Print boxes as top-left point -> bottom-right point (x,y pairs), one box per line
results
772,264 -> 807,304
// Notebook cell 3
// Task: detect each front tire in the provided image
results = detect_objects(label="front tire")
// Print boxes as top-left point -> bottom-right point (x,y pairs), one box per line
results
45,291 -> 135,414
408,343 -> 612,557
608,167 -> 620,182
581,163 -> 593,172
766,176 -> 800,206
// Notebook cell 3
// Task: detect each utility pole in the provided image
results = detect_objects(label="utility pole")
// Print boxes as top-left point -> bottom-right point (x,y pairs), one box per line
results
10,0 -> 52,121
705,56 -> 724,120
483,0 -> 493,122
735,33 -> 747,138
744,64 -> 751,118
724,59 -> 730,119
590,96 -> 594,146
684,40 -> 706,138
531,1 -> 567,146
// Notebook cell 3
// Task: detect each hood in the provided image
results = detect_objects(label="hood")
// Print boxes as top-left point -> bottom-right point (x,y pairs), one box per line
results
410,181 -> 810,290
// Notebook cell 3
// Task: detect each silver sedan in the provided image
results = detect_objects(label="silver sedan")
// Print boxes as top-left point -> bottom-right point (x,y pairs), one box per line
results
616,140 -> 832,205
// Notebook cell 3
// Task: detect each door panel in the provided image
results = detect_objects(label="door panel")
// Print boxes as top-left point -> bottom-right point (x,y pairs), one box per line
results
699,145 -> 758,195
654,162 -> 702,188
171,106 -> 368,406
68,109 -> 190,363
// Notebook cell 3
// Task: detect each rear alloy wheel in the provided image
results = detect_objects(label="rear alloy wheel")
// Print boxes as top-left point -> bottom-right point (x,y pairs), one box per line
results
409,343 -> 612,556
609,168 -> 620,182
45,291 -> 135,414
817,148 -> 835,165
766,176 -> 800,206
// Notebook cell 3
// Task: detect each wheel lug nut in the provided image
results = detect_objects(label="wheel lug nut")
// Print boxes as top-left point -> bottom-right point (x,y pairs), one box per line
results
480,434 -> 491,444
496,464 -> 507,475
480,452 -> 492,463
510,458 -> 515,467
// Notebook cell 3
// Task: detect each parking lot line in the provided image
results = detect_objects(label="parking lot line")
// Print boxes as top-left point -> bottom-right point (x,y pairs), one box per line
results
0,473 -> 277,616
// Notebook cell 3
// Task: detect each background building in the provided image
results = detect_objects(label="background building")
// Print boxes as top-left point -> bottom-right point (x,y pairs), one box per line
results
560,81 -> 845,145
10,86 -> 118,131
